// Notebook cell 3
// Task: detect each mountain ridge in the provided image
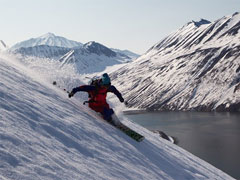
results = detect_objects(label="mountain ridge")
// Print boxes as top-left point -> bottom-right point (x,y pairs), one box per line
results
9,34 -> 138,74
111,12 -> 240,112
10,32 -> 83,50
9,33 -> 139,60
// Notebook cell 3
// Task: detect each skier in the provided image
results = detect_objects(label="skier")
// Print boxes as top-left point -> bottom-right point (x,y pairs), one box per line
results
68,73 -> 125,123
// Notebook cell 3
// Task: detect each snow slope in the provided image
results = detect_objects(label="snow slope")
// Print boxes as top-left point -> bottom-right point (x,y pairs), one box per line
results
0,52 -> 234,179
111,12 -> 240,112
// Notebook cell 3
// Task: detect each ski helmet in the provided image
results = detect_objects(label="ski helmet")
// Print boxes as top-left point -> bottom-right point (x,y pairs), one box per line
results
101,73 -> 111,85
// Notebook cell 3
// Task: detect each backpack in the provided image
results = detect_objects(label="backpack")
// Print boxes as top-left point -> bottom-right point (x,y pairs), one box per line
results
88,76 -> 101,87
83,76 -> 102,105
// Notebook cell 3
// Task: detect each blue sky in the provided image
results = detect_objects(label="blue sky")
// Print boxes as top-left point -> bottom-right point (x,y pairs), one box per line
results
0,0 -> 238,54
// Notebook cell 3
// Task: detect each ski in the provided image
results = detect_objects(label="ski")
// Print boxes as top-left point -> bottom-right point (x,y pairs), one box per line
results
110,114 -> 144,142
116,123 -> 145,142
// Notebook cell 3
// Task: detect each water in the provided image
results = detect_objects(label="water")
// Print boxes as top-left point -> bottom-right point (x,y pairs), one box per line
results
125,111 -> 240,179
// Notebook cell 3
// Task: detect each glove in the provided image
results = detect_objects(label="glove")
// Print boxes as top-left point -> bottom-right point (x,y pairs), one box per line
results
68,91 -> 75,98
120,98 -> 124,103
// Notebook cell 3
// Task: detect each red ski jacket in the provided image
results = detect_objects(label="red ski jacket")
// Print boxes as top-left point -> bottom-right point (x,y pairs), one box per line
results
71,85 -> 124,112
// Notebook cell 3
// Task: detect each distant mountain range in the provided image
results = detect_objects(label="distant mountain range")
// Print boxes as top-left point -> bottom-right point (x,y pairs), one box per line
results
9,33 -> 139,73
58,41 -> 133,73
111,12 -> 240,112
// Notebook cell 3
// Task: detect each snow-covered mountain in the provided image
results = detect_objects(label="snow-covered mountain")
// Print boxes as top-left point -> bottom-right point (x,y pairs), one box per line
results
10,34 -> 137,73
111,12 -> 240,112
10,32 -> 82,50
0,52 -> 234,180
0,40 -> 7,51
10,33 -> 139,60
59,41 -> 132,74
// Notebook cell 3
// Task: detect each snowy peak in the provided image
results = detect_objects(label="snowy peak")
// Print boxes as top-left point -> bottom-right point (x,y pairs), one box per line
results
39,32 -> 56,39
149,12 -> 240,53
83,41 -> 117,57
10,33 -> 82,50
184,19 -> 211,28
192,19 -> 211,27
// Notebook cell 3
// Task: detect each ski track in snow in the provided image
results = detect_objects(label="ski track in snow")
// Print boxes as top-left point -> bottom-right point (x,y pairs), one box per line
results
0,52 -> 235,179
